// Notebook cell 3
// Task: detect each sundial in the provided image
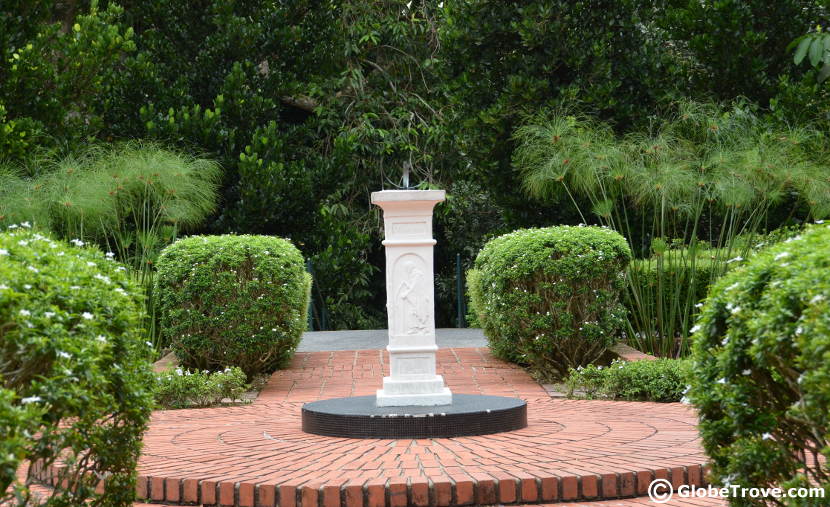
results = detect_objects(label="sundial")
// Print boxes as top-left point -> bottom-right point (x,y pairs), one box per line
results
301,169 -> 526,438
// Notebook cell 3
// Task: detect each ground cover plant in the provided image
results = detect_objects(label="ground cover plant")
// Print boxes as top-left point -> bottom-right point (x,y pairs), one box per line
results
0,227 -> 153,505
468,225 -> 631,378
690,224 -> 830,503
154,366 -> 248,410
565,358 -> 689,403
154,235 -> 311,377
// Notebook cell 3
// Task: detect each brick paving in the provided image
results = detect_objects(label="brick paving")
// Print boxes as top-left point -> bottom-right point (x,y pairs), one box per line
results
117,348 -> 712,506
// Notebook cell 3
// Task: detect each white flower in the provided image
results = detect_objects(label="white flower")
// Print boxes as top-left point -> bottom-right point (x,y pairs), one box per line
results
175,368 -> 183,376
94,274 -> 111,284
17,240 -> 28,246
114,288 -> 127,296
105,251 -> 115,258
145,341 -> 153,347
97,335 -> 107,343
23,284 -> 31,290
742,369 -> 751,375
19,309 -> 31,316
762,433 -> 772,440
716,378 -> 727,384
70,239 -> 84,247
69,285 -> 80,290
20,221 -> 30,228
726,256 -> 743,263
21,396 -> 42,404
27,266 -> 38,273
87,261 -> 96,267
774,252 -> 789,261
57,351 -> 71,359
816,220 -> 825,224
7,224 -> 18,229
0,249 -> 7,256
44,312 -> 55,318
680,396 -> 690,405
0,284 -> 8,290
81,312 -> 93,320
690,324 -> 701,334
810,294 -> 825,304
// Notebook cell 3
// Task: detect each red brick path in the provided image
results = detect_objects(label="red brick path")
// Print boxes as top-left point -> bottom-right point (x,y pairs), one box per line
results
129,348 -> 711,506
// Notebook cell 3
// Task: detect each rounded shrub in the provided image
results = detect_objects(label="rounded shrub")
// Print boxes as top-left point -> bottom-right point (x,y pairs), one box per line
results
155,235 -> 311,377
468,225 -> 631,377
689,224 -> 830,499
0,226 -> 153,505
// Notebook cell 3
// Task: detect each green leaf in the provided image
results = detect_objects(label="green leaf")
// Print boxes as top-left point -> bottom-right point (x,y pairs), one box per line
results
819,62 -> 830,83
809,38 -> 824,67
794,37 -> 812,64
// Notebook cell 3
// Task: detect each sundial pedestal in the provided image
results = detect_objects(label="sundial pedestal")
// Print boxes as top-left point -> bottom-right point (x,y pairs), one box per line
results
371,189 -> 451,407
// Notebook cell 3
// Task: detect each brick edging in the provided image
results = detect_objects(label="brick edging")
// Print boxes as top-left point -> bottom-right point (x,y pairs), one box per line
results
128,464 -> 709,506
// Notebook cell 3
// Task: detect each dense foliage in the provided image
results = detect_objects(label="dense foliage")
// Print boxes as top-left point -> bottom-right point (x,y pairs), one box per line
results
689,224 -> 830,502
2,0 -> 829,330
565,358 -> 689,403
154,366 -> 248,410
468,226 -> 631,378
0,227 -> 153,505
155,235 -> 311,377
513,102 -> 830,356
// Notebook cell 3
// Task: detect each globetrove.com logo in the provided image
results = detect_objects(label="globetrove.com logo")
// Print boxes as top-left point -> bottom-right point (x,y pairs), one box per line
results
648,479 -> 826,503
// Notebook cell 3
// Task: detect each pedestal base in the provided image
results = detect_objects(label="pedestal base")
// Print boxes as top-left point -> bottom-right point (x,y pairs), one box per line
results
376,387 -> 452,407
302,394 -> 527,439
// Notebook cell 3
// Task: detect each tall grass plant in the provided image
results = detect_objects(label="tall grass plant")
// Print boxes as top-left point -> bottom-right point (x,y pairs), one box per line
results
513,101 -> 830,356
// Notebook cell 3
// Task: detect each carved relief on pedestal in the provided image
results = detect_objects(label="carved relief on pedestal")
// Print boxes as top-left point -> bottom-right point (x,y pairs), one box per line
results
392,253 -> 431,336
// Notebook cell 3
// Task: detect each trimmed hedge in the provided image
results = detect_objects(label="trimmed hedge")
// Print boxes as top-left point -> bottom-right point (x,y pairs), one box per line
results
690,224 -> 830,499
565,358 -> 689,402
468,226 -> 631,378
155,235 -> 311,377
0,227 -> 153,505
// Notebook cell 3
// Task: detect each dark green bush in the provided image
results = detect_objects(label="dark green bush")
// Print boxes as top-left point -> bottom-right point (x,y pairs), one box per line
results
690,224 -> 830,500
0,227 -> 153,505
155,235 -> 311,377
565,358 -> 689,402
468,226 -> 632,378
154,366 -> 248,410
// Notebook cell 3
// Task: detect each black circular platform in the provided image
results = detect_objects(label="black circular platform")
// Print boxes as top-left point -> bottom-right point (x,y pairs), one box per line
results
301,394 -> 527,439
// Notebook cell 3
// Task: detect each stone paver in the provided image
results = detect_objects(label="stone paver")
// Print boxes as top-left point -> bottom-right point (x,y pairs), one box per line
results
30,348 -> 713,506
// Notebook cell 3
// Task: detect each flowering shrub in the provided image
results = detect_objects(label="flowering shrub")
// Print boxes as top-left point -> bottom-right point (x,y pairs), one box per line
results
0,226 -> 153,505
154,367 -> 248,409
565,359 -> 689,402
689,224 -> 830,500
155,235 -> 311,377
468,226 -> 631,378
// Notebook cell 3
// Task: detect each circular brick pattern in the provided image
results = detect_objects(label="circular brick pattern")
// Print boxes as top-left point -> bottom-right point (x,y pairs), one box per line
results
29,348 -> 711,506
135,397 -> 707,506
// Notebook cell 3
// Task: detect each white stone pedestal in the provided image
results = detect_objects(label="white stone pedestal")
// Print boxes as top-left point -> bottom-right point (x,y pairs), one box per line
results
371,189 -> 452,407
